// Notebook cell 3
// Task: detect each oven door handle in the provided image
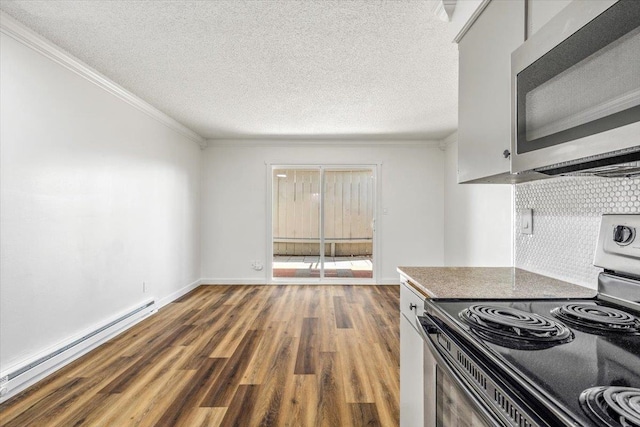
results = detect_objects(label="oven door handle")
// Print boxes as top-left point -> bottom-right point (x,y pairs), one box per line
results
415,315 -> 444,362
416,315 -> 511,427
415,315 -> 438,341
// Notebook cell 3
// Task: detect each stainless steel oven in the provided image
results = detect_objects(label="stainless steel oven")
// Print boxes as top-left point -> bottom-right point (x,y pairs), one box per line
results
511,0 -> 640,176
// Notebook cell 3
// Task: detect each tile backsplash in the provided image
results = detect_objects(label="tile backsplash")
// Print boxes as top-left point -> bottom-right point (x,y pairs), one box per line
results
515,176 -> 640,289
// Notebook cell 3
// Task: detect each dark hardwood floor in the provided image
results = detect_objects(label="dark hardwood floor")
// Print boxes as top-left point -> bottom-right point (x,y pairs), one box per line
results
0,285 -> 400,426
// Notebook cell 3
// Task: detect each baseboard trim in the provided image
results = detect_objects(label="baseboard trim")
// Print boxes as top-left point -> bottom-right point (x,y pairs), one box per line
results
200,279 -> 268,285
156,279 -> 202,308
0,278 -> 201,404
0,277 -> 399,402
0,299 -> 155,403
200,278 -> 400,285
377,278 -> 402,285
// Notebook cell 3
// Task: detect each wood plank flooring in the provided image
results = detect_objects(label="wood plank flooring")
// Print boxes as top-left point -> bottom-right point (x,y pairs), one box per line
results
0,285 -> 400,427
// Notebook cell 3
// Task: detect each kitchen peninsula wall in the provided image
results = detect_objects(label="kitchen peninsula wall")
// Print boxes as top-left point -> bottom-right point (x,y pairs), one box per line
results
515,176 -> 640,289
443,132 -> 513,267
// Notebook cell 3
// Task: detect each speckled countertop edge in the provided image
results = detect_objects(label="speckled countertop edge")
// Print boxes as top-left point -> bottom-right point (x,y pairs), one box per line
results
397,267 -> 597,300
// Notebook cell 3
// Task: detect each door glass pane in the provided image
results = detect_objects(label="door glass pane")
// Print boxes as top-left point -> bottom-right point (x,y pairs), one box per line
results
272,168 -> 321,278
436,366 -> 494,427
323,168 -> 374,279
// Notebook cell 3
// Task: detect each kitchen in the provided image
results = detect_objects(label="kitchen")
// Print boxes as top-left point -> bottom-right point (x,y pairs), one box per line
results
1,0 -> 639,426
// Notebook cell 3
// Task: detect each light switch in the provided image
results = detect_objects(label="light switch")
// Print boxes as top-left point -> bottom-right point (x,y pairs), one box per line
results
521,209 -> 533,235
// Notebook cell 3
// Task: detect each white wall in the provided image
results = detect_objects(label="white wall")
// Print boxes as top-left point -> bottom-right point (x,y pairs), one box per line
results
201,141 -> 445,283
0,33 -> 202,371
0,13 -> 514,378
443,133 -> 512,266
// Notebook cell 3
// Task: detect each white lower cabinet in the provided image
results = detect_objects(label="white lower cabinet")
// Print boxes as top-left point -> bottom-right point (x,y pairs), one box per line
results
400,280 -> 426,427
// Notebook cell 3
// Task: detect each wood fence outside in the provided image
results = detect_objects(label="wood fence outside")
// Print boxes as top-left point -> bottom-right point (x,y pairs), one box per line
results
273,169 -> 374,256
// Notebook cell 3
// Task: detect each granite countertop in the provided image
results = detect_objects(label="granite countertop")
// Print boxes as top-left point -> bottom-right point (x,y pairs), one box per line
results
397,267 -> 597,299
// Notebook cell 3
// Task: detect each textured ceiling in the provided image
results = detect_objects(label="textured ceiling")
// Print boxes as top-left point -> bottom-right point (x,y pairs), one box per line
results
0,0 -> 458,140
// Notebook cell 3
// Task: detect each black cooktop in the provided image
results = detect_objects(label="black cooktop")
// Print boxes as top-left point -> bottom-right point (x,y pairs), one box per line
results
428,298 -> 640,427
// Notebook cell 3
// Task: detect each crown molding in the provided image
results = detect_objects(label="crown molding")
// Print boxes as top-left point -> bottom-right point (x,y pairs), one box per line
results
453,0 -> 491,43
0,11 -> 206,148
431,0 -> 457,22
206,138 -> 442,148
438,130 -> 458,150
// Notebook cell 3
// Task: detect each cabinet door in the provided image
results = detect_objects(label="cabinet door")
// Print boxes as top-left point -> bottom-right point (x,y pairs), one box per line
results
457,0 -> 525,183
527,0 -> 573,37
400,314 -> 424,427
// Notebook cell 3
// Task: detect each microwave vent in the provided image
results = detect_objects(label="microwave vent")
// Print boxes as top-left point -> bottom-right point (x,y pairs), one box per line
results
534,149 -> 640,178
589,162 -> 640,178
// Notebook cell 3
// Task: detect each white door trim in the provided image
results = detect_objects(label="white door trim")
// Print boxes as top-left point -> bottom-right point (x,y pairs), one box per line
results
266,163 -> 380,284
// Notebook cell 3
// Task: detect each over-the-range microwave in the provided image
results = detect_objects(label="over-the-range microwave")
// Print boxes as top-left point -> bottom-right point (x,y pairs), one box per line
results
511,0 -> 640,178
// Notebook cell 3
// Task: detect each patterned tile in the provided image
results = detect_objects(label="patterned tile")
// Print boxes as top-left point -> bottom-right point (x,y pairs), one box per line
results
515,176 -> 640,288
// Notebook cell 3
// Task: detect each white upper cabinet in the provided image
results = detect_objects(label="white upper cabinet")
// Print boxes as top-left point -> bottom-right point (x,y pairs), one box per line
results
527,0 -> 573,37
457,0 -> 525,183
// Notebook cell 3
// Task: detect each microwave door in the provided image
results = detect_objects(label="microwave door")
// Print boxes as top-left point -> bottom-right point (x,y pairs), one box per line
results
511,0 -> 640,174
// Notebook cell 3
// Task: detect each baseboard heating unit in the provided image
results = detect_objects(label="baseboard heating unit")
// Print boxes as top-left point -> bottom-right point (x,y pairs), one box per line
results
0,299 -> 156,403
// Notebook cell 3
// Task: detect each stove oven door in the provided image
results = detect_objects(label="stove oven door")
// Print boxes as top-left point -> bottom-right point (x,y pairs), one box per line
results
417,315 -> 550,427
434,362 -> 497,426
418,316 -> 505,427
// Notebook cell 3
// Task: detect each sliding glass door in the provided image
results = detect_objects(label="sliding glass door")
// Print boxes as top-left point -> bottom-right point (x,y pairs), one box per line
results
323,168 -> 374,279
271,166 -> 375,281
272,168 -> 322,278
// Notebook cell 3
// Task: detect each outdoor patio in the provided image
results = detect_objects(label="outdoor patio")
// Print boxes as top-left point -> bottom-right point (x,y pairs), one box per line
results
272,255 -> 373,278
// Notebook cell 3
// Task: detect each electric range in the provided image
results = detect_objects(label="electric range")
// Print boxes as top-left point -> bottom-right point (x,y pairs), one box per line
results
418,214 -> 640,427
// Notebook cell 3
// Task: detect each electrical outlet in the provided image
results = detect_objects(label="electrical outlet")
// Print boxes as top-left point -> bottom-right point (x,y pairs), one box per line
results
142,282 -> 146,293
520,209 -> 533,235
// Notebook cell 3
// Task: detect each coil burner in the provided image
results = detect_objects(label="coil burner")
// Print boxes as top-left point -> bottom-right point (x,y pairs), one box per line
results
459,305 -> 573,349
551,303 -> 640,334
580,386 -> 640,427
